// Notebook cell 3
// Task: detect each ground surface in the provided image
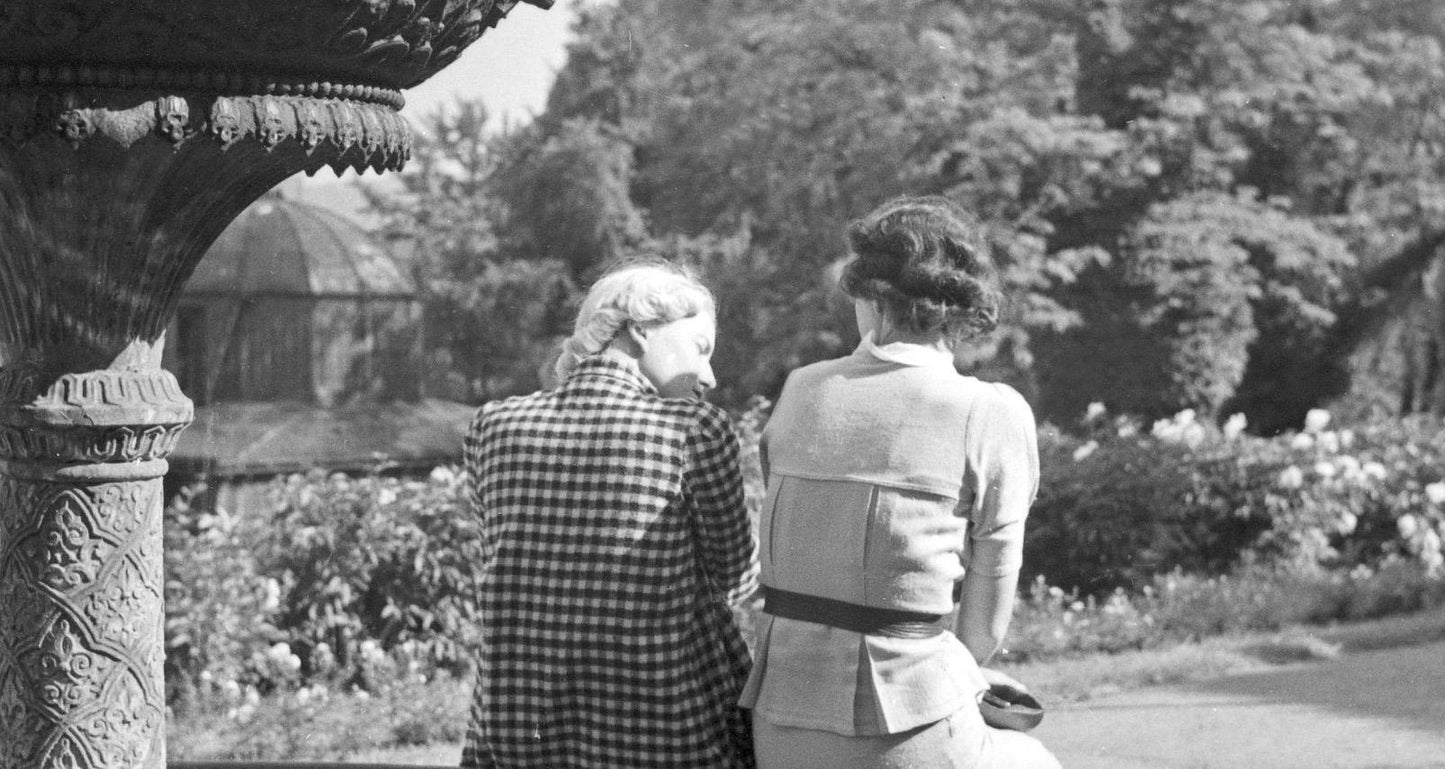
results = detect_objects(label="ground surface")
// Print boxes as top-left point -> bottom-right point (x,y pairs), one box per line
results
1035,640 -> 1445,769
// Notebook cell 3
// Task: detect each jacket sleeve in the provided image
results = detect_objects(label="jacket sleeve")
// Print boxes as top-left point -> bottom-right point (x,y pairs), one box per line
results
684,404 -> 760,606
462,403 -> 496,566
961,384 -> 1040,578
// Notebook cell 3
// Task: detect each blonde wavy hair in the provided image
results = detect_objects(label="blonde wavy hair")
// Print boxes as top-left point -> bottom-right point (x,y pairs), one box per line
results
553,259 -> 716,383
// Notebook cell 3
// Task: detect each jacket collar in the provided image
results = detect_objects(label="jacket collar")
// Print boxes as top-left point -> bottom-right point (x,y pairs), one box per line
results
857,331 -> 955,369
566,354 -> 660,396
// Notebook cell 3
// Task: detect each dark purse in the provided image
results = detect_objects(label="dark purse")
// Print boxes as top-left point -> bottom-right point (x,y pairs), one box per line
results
978,682 -> 1045,731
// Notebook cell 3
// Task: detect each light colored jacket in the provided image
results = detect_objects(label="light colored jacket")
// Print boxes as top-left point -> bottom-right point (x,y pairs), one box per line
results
739,335 -> 1038,735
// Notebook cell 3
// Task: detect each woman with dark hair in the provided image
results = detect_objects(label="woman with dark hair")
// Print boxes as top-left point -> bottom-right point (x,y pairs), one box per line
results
739,197 -> 1060,768
460,260 -> 758,768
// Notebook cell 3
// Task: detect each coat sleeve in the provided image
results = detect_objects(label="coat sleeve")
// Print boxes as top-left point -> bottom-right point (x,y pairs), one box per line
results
684,404 -> 760,606
462,403 -> 496,566
961,384 -> 1040,578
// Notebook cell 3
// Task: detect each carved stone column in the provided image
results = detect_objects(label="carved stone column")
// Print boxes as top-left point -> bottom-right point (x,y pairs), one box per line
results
0,3 -> 551,767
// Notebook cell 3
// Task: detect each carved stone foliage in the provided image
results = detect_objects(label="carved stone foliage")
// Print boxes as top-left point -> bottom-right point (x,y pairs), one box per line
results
0,475 -> 166,769
0,91 -> 412,170
0,0 -> 553,93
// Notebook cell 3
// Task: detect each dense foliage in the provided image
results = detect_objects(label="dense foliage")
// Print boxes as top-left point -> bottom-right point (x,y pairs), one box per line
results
1026,407 -> 1445,593
165,468 -> 486,710
366,0 -> 1445,427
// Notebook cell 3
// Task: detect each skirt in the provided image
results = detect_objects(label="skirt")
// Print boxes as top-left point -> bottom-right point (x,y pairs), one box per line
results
752,705 -> 1061,769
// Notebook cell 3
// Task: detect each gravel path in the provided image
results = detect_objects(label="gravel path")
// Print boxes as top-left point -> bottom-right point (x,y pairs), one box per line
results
1034,641 -> 1445,769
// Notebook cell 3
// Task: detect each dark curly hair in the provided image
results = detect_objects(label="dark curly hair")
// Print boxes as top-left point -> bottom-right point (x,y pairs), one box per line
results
839,195 -> 1003,342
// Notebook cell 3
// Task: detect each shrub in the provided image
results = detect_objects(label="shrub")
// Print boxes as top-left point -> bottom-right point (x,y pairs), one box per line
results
250,467 -> 488,680
164,483 -> 279,708
164,466 -> 487,708
1025,407 -> 1445,593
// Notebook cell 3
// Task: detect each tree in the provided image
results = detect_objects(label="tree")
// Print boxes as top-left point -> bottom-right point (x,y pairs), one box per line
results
375,0 -> 1445,423
364,101 -> 576,403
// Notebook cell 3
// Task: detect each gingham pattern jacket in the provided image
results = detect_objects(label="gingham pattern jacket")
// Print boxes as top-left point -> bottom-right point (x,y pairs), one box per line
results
460,355 -> 758,769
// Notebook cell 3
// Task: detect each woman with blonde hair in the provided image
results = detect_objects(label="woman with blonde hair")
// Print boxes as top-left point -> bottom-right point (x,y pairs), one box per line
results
460,259 -> 758,768
740,197 -> 1060,768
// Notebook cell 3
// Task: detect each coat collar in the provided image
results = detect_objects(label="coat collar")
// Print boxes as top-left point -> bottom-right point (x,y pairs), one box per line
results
566,354 -> 660,396
857,331 -> 955,368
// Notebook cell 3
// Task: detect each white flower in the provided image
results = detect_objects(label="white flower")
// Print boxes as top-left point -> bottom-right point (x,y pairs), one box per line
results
1304,408 -> 1332,433
1318,431 -> 1340,453
377,487 -> 398,506
222,680 -> 241,701
1180,423 -> 1208,449
1085,402 -> 1107,422
1362,461 -> 1388,481
1398,514 -> 1419,539
261,578 -> 281,613
244,686 -> 260,707
1072,441 -> 1099,462
1277,465 -> 1305,489
1425,481 -> 1445,506
268,642 -> 292,662
297,687 -> 312,704
1222,413 -> 1247,440
360,639 -> 387,664
1337,511 -> 1357,535
1151,418 -> 1178,442
1290,433 -> 1315,451
429,466 -> 457,484
1313,461 -> 1336,478
1174,409 -> 1197,426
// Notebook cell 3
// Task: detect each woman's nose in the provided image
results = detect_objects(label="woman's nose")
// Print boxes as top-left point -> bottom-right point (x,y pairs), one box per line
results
698,361 -> 716,391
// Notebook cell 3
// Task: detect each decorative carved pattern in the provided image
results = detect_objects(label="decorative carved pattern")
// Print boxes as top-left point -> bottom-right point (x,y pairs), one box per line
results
155,96 -> 189,145
0,91 -> 412,170
0,367 -> 190,417
0,475 -> 165,769
0,367 -> 192,464
0,0 -> 553,92
0,64 -> 407,110
0,363 -> 174,766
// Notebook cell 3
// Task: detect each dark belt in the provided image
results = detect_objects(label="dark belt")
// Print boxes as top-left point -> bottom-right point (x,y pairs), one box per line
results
760,585 -> 948,639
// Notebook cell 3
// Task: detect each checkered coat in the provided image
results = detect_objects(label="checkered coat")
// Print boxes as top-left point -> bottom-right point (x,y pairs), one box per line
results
460,356 -> 759,769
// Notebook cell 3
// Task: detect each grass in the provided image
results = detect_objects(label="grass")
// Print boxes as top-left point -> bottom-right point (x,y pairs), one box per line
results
1004,605 -> 1445,705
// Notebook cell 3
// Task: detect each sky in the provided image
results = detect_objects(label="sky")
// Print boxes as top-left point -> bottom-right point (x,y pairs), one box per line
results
280,1 -> 589,215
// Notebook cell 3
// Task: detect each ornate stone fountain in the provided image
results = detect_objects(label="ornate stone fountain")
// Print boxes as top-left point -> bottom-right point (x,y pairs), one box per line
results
0,3 -> 551,766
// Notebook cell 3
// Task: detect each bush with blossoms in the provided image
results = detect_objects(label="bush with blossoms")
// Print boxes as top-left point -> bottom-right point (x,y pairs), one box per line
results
1026,405 -> 1445,595
164,465 -> 488,715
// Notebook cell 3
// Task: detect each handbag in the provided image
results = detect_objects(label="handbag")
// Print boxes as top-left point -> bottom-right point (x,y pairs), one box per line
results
978,682 -> 1045,731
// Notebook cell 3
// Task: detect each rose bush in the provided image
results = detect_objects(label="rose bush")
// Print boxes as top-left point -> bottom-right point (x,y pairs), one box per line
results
1025,406 -> 1445,594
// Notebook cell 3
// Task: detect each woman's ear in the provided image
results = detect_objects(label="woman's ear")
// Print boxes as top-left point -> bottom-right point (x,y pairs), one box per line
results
625,321 -> 650,353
